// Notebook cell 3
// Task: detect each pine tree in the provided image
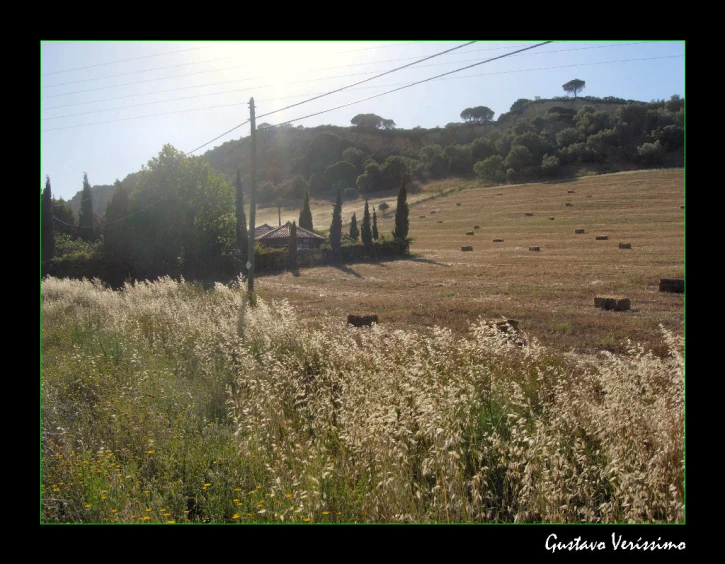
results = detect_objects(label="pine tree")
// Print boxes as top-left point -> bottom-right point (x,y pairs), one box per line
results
78,172 -> 95,242
372,209 -> 379,240
41,176 -> 54,267
235,167 -> 249,263
288,221 -> 298,270
330,186 -> 343,259
349,212 -> 359,241
361,199 -> 372,250
299,189 -> 313,231
392,180 -> 409,240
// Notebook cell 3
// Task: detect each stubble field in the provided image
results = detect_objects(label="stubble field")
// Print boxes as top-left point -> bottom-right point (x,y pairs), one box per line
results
253,168 -> 685,356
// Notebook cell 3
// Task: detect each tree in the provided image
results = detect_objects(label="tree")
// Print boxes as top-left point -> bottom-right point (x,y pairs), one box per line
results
349,212 -> 359,241
372,209 -> 379,240
392,181 -> 409,241
235,167 -> 249,264
562,79 -> 586,99
103,180 -> 133,279
351,113 -> 384,129
78,172 -> 95,242
42,176 -> 54,267
329,186 -> 343,259
361,200 -> 373,250
53,198 -> 76,236
288,221 -> 298,270
299,189 -> 313,231
460,106 -> 495,123
325,160 -> 358,189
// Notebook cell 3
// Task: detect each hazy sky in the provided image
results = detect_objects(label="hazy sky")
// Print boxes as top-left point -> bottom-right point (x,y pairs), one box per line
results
41,40 -> 685,202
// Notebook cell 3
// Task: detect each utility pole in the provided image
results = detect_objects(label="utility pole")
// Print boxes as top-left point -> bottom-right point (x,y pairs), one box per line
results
247,97 -> 257,297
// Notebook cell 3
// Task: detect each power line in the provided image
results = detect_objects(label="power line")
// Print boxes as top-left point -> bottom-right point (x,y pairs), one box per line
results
255,41 -> 476,120
43,41 -> 653,118
41,65 -> 242,100
41,53 -> 681,133
266,42 -> 556,128
339,41 -> 428,53
41,44 -> 214,76
42,57 -> 231,88
45,42 -> 476,122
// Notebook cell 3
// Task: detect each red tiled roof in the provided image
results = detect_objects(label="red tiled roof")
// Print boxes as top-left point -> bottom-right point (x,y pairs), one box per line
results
257,222 -> 326,241
254,224 -> 275,238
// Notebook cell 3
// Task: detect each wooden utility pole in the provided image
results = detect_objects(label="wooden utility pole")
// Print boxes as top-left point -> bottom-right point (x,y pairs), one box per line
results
247,97 -> 257,296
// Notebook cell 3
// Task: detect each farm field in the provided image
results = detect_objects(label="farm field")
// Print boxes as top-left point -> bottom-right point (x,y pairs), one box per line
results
253,168 -> 685,356
41,167 -> 685,525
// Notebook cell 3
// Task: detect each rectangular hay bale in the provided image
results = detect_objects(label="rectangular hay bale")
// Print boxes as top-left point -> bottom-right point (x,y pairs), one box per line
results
347,313 -> 379,327
594,296 -> 631,311
619,242 -> 632,249
659,278 -> 684,293
461,246 -> 473,252
596,235 -> 609,240
529,246 -> 540,252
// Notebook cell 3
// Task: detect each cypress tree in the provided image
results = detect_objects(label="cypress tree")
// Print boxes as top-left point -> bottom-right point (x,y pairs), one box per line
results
330,186 -> 343,259
372,209 -> 379,240
349,212 -> 359,241
299,189 -> 313,231
78,172 -> 95,242
361,199 -> 372,250
235,167 -> 248,263
41,176 -> 54,268
392,180 -> 409,241
288,221 -> 298,270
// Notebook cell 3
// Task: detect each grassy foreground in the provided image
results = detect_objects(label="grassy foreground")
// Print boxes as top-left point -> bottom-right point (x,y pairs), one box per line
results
41,275 -> 684,523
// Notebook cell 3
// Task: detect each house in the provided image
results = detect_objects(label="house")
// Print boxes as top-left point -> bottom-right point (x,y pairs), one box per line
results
255,221 -> 326,249
254,223 -> 275,238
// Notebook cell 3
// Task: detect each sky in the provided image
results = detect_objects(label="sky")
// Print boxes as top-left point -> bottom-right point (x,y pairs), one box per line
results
41,40 -> 685,202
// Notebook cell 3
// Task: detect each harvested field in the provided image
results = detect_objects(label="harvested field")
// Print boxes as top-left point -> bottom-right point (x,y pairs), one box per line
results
252,169 -> 684,356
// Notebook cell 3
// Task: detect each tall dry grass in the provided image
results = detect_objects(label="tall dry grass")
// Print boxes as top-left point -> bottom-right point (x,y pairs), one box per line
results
41,275 -> 683,523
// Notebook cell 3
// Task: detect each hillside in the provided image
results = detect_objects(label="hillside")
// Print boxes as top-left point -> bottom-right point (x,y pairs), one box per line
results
64,94 -> 682,214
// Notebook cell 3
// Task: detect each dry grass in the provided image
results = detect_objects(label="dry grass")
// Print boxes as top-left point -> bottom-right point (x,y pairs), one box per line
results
250,169 -> 684,356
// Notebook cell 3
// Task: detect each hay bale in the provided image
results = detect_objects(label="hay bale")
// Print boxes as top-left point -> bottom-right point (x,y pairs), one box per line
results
474,225 -> 480,229
493,238 -> 504,242
437,220 -> 443,223
565,203 -> 573,207
594,296 -> 631,311
431,210 -> 437,214
456,202 -> 462,206
659,278 -> 684,293
466,231 -> 475,235
548,217 -> 555,220
347,313 -> 379,327
461,246 -> 473,252
525,212 -> 534,216
567,190 -> 575,193
595,235 -> 609,240
497,193 -> 503,196
575,229 -> 585,234
420,215 -> 426,219
586,194 -> 592,197
529,246 -> 540,252
680,205 -> 685,209
619,242 -> 632,249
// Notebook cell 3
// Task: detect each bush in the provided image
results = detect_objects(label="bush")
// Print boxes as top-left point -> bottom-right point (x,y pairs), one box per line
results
637,140 -> 666,166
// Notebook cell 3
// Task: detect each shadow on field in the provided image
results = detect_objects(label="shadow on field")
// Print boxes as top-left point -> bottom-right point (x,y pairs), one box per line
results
404,256 -> 451,267
332,263 -> 363,278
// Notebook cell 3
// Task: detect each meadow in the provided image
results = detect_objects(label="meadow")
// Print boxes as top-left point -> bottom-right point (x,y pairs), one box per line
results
40,169 -> 684,524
